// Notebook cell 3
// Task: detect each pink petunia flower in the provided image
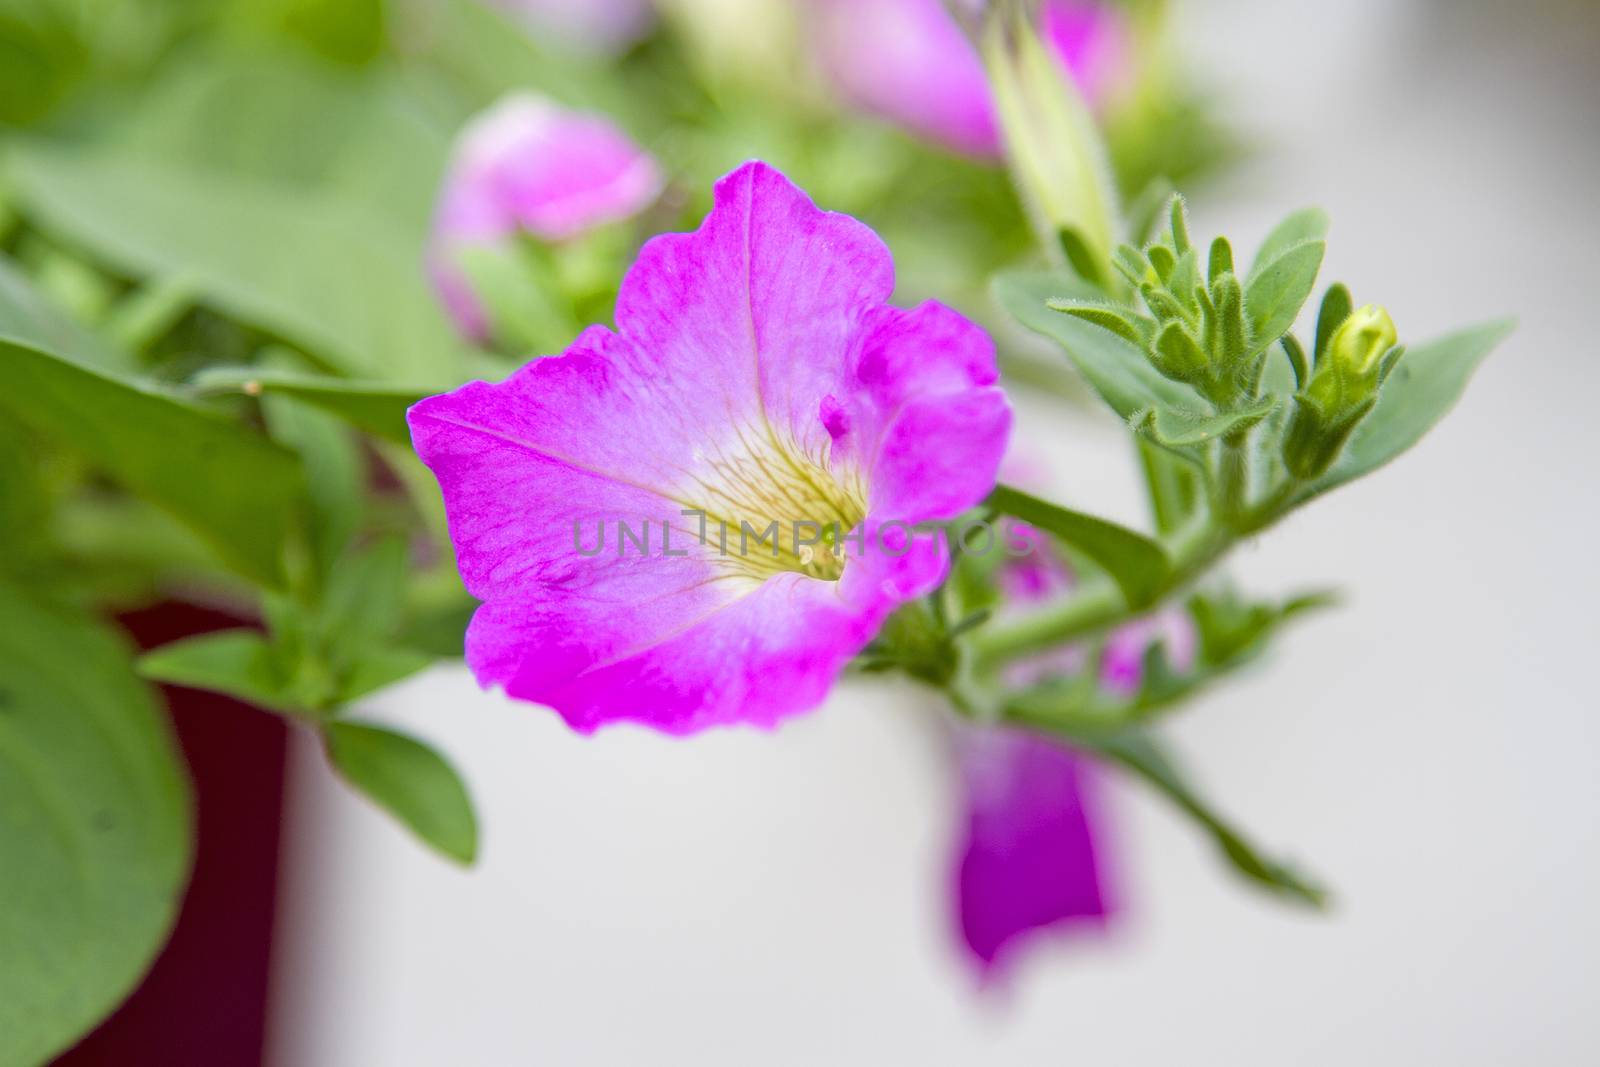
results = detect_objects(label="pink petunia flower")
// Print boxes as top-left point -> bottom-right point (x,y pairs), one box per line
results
409,161 -> 1012,734
811,0 -> 1129,158
428,93 -> 664,342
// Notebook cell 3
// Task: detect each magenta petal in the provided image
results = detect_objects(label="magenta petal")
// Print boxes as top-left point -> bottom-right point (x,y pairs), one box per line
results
953,724 -> 1113,972
410,161 -> 1010,733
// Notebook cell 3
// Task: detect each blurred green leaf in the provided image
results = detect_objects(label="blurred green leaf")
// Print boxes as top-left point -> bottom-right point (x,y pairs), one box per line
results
194,367 -> 427,446
0,259 -> 304,588
1089,729 -> 1328,907
0,250 -> 131,372
0,583 -> 192,1066
1247,208 -> 1329,283
323,720 -> 477,864
994,269 -> 1201,419
340,646 -> 433,703
1298,320 -> 1513,503
986,483 -> 1171,608
261,386 -> 364,581
6,146 -> 470,383
137,629 -> 298,713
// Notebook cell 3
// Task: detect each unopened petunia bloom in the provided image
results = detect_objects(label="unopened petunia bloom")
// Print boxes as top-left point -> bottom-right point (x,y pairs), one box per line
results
410,161 -> 1012,733
491,0 -> 657,54
428,93 -> 664,342
953,721 -> 1113,972
811,0 -> 1128,157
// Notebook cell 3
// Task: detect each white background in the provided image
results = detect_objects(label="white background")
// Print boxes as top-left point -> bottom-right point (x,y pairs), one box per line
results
269,1 -> 1600,1062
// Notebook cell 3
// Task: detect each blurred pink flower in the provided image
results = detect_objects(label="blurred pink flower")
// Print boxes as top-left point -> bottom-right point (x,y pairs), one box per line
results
491,0 -> 657,53
428,93 -> 664,341
952,721 -> 1113,973
811,0 -> 1129,157
409,161 -> 1011,733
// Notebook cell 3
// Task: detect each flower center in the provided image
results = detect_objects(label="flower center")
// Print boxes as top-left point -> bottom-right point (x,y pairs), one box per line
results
682,423 -> 866,583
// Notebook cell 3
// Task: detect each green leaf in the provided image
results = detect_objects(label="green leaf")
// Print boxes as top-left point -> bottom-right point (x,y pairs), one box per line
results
1189,587 -> 1338,666
339,646 -> 434,704
985,483 -> 1171,607
5,146 -> 470,383
0,261 -> 304,588
1134,396 -> 1277,448
994,270 -> 1202,419
138,630 -> 298,714
323,721 -> 477,864
1244,240 -> 1325,356
1248,207 -> 1329,283
318,536 -> 410,659
1089,729 -> 1327,907
261,385 -> 364,583
1314,282 -> 1354,361
0,584 -> 192,1065
1300,320 -> 1513,501
193,367 -> 428,446
1044,298 -> 1149,346
1207,236 -> 1234,283
0,249 -> 131,372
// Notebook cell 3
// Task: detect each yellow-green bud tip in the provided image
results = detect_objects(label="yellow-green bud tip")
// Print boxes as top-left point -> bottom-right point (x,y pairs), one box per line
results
1330,304 -> 1398,376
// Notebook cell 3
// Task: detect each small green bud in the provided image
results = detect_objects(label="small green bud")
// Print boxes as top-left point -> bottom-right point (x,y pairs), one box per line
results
1327,304 -> 1398,378
1283,303 -> 1401,479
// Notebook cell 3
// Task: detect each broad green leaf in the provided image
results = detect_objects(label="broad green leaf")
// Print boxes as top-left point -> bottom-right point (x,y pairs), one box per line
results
0,263 -> 304,588
137,630 -> 298,714
0,584 -> 192,1066
986,483 -> 1171,607
994,270 -> 1202,419
324,721 -> 477,864
194,367 -> 428,446
99,43 -> 449,223
1134,396 -> 1277,448
0,415 -> 52,570
5,146 -> 470,383
1089,730 -> 1327,906
1248,207 -> 1329,282
1300,320 -> 1513,502
1244,240 -> 1324,356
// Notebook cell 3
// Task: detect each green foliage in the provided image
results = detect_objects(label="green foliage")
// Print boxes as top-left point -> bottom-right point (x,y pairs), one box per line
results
324,721 -> 478,864
986,483 -> 1171,608
0,583 -> 191,1067
6,145 -> 469,383
0,259 -> 305,588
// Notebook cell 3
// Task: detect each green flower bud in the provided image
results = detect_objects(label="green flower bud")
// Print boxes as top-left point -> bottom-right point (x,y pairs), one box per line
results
981,4 -> 1120,284
1328,304 -> 1398,378
1283,303 -> 1401,480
